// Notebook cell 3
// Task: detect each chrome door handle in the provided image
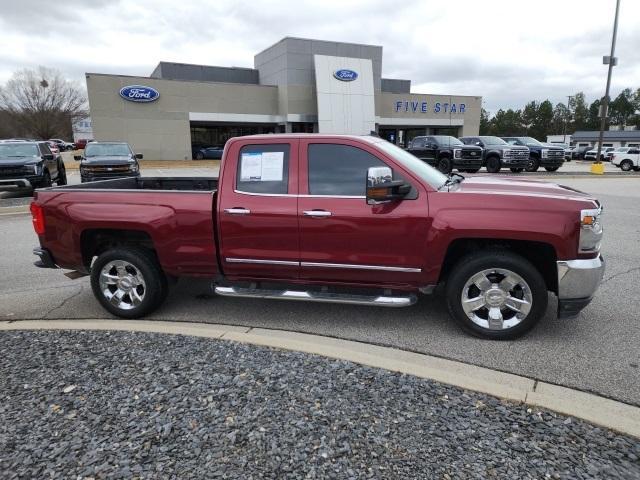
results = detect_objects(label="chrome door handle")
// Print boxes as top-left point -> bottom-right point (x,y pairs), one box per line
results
224,208 -> 251,215
303,210 -> 332,217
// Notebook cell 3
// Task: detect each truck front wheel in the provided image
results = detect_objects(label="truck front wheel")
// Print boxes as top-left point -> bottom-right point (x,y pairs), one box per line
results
526,157 -> 540,172
445,251 -> 548,340
486,156 -> 501,173
90,247 -> 168,319
437,156 -> 453,174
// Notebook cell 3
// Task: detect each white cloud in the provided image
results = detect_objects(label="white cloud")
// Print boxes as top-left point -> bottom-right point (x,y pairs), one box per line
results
1,0 -> 638,110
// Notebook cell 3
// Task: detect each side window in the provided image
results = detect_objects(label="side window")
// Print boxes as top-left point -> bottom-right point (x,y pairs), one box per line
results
236,143 -> 290,194
308,144 -> 387,196
412,138 -> 424,148
40,144 -> 51,156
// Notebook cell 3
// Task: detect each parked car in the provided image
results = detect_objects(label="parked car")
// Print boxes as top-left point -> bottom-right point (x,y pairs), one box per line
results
406,135 -> 483,173
193,145 -> 224,160
611,147 -> 640,172
501,137 -> 565,172
459,136 -> 529,173
606,147 -> 631,161
49,139 -> 74,151
31,134 -> 605,340
0,141 -> 67,190
571,146 -> 592,160
585,147 -> 616,161
74,142 -> 142,183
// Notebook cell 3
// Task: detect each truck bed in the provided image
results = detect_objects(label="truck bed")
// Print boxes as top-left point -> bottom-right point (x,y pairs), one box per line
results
61,176 -> 218,192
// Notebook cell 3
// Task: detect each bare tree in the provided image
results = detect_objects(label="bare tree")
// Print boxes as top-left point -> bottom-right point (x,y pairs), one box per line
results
0,66 -> 87,139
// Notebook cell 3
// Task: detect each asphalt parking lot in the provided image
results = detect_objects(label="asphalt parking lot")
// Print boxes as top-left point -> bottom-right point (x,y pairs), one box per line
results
1,172 -> 639,407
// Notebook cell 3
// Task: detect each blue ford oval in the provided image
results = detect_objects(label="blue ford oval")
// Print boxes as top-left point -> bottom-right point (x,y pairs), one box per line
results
119,85 -> 160,103
333,69 -> 358,82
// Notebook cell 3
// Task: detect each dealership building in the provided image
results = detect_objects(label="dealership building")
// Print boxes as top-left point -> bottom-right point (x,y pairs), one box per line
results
86,37 -> 482,160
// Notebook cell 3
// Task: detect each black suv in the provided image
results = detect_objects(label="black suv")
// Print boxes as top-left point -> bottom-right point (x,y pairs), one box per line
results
75,142 -> 142,183
0,141 -> 67,190
406,135 -> 483,173
459,136 -> 530,173
501,137 -> 565,172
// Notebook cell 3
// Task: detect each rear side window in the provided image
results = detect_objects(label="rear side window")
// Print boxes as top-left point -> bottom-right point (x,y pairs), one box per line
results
236,144 -> 290,194
308,144 -> 386,196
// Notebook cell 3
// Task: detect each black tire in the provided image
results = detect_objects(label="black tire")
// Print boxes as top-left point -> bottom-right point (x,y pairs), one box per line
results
526,156 -> 540,172
195,151 -> 205,160
90,247 -> 168,319
544,166 -> 560,172
39,170 -> 52,188
57,164 -> 67,185
485,156 -> 501,173
620,160 -> 633,172
437,156 -> 453,174
510,167 -> 524,173
445,250 -> 548,340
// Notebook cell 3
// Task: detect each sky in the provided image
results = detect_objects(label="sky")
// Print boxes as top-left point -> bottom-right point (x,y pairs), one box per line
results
1,0 -> 639,113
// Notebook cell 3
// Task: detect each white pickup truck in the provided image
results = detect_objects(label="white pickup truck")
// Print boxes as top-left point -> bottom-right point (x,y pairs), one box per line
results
611,147 -> 640,172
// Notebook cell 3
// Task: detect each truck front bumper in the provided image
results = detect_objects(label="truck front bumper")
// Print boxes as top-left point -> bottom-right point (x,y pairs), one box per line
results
557,256 -> 605,318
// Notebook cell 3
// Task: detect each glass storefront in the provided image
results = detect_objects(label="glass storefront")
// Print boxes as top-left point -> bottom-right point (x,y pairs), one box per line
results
190,123 -> 278,149
378,126 -> 461,147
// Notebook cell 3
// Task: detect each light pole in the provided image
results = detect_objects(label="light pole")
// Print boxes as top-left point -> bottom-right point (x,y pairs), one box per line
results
593,0 -> 621,173
564,95 -> 574,144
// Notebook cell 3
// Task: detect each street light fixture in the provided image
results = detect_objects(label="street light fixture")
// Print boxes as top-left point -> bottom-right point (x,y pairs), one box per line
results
593,0 -> 621,174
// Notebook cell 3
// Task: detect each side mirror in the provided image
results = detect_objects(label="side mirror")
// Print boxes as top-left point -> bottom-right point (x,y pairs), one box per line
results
74,155 -> 82,161
366,166 -> 411,205
135,153 -> 143,160
475,141 -> 482,146
43,154 -> 54,161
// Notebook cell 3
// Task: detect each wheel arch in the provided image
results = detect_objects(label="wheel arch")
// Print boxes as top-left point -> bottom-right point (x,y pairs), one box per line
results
438,238 -> 558,294
81,228 -> 157,270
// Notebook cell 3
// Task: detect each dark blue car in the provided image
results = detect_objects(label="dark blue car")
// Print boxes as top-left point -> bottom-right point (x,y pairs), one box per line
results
192,145 -> 224,160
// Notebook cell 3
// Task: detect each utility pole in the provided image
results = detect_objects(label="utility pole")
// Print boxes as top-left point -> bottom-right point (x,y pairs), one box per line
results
594,0 -> 621,169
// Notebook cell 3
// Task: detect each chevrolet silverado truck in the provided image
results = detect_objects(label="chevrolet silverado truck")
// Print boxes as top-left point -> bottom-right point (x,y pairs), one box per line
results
406,135 -> 483,174
30,134 -> 605,340
459,136 -> 530,173
502,137 -> 565,172
75,142 -> 142,183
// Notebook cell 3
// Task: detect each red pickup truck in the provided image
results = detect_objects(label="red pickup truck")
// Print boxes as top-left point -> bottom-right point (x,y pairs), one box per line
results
30,134 -> 605,340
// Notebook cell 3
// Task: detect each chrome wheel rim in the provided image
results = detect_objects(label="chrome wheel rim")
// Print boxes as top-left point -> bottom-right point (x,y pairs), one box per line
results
461,268 -> 532,330
99,260 -> 146,310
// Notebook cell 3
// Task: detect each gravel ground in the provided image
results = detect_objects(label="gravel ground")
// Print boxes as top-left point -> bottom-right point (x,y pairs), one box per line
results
0,330 -> 638,479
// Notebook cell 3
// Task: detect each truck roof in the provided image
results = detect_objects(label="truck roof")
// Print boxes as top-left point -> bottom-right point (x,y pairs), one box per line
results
228,133 -> 384,143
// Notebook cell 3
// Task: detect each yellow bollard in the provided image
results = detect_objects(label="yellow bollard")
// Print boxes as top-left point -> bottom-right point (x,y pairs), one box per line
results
590,162 -> 605,175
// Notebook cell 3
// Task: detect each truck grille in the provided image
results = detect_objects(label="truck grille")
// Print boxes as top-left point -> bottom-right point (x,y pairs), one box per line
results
506,149 -> 529,160
84,165 -> 132,174
461,149 -> 482,159
548,150 -> 564,160
0,167 -> 30,177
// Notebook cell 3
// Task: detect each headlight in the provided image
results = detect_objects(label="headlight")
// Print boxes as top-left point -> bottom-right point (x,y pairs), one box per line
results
541,149 -> 549,158
453,149 -> 462,159
25,164 -> 39,174
130,162 -> 139,173
579,207 -> 603,253
503,148 -> 511,157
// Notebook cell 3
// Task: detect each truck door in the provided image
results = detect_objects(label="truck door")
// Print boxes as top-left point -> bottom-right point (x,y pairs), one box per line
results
218,140 -> 299,280
297,139 -> 429,286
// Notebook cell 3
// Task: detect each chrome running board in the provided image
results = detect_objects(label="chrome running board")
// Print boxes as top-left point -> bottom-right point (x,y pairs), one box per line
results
214,285 -> 416,307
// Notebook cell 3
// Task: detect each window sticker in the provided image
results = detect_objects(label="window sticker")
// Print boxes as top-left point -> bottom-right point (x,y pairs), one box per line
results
240,151 -> 284,182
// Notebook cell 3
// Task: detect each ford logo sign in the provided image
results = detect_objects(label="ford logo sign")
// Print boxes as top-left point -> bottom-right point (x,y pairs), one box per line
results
333,69 -> 358,82
119,85 -> 160,103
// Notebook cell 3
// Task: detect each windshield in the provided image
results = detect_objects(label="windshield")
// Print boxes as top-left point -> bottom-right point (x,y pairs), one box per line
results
521,137 -> 542,146
432,135 -> 463,146
0,143 -> 39,157
376,141 -> 448,190
85,143 -> 131,157
479,136 -> 507,146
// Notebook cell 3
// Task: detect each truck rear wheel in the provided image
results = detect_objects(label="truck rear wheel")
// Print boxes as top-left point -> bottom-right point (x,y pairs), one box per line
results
445,250 -> 548,340
90,247 -> 168,319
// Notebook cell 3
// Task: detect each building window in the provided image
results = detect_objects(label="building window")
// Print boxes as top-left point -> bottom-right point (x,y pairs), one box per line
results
291,123 -> 315,133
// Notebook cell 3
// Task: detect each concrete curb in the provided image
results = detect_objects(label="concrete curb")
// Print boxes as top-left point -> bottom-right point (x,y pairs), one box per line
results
0,205 -> 30,215
1,319 -> 638,439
